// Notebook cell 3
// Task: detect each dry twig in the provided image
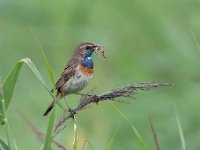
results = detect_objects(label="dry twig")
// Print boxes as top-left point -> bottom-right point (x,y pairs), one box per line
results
54,82 -> 175,135
149,117 -> 160,150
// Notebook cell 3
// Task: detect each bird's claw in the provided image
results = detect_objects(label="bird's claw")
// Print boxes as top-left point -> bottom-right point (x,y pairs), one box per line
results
68,108 -> 77,119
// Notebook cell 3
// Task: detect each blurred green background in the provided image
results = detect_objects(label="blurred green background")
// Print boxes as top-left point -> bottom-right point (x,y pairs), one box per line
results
0,0 -> 200,149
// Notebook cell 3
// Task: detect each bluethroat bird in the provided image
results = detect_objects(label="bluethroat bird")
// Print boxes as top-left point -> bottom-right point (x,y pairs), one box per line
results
43,42 -> 105,116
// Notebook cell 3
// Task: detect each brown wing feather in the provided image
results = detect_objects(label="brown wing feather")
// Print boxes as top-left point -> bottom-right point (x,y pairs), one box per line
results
55,57 -> 80,94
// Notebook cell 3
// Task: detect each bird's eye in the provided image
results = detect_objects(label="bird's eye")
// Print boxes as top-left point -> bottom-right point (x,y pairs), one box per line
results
85,46 -> 90,50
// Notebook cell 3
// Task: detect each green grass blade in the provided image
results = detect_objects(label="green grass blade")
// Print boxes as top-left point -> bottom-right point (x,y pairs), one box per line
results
0,139 -> 11,150
0,58 -> 54,124
109,102 -> 148,150
0,90 -> 13,148
0,82 -> 13,148
73,120 -> 78,150
14,140 -> 19,150
43,109 -> 56,150
42,50 -> 55,86
39,144 -> 44,150
29,30 -> 64,110
0,61 -> 23,124
29,28 -> 55,86
105,122 -> 120,150
189,27 -> 200,53
86,140 -> 94,150
20,58 -> 51,93
0,97 -> 12,147
2,62 -> 23,109
81,139 -> 94,150
81,140 -> 87,150
20,58 -> 57,100
0,83 -> 4,120
173,103 -> 186,150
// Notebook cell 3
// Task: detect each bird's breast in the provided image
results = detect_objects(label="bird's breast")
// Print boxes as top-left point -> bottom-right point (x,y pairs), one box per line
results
79,64 -> 93,76
60,65 -> 93,94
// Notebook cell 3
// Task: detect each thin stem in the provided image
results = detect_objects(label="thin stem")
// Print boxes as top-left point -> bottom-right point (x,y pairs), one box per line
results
1,97 -> 13,148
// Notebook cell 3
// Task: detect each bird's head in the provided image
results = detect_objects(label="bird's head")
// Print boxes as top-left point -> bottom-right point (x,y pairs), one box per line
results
73,42 -> 106,69
73,42 -> 104,69
76,42 -> 103,59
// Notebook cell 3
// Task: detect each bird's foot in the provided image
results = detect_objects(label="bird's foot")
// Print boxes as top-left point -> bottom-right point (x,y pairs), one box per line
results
68,108 -> 77,119
93,95 -> 99,105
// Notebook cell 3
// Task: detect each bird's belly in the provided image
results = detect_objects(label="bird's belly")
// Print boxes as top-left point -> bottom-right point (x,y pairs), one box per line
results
61,71 -> 93,94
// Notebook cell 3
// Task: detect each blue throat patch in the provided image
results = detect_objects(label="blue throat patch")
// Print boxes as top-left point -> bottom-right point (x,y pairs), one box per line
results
81,49 -> 94,69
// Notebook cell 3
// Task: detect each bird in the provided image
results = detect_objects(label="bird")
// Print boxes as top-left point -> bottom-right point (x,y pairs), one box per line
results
43,42 -> 102,116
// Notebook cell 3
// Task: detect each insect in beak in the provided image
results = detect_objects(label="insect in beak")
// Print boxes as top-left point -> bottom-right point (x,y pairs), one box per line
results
93,44 -> 107,58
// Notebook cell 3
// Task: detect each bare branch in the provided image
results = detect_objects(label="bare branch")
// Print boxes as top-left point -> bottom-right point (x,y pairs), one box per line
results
54,82 -> 175,135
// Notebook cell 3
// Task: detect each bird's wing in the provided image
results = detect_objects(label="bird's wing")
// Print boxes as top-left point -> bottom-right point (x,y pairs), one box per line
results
55,57 -> 80,90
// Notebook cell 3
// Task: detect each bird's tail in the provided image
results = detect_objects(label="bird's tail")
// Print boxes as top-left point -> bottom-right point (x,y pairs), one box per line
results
43,101 -> 55,116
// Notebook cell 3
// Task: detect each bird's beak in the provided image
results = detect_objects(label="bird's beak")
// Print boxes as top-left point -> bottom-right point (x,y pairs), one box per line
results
93,44 -> 104,52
